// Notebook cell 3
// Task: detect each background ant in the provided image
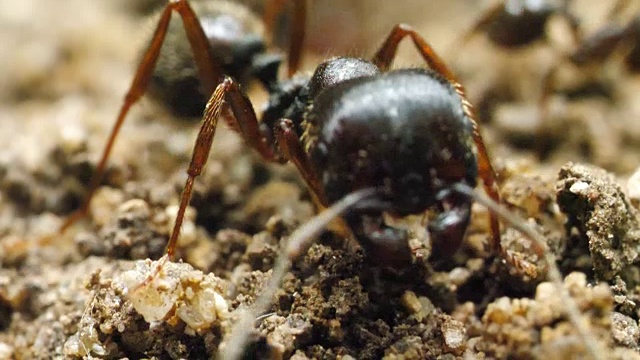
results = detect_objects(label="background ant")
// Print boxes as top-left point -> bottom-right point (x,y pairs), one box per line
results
457,0 -> 581,50
536,2 -> 640,159
58,0 -> 306,233
455,0 -> 640,164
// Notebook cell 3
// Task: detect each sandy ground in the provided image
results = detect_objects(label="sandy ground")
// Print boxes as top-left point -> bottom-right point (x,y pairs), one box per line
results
2,0 -> 640,359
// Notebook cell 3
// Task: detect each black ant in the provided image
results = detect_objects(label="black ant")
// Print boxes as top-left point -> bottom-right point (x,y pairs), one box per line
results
151,22 -> 538,276
458,0 -> 581,50
62,1 -> 601,355
58,0 -> 306,232
190,20 -> 596,358
537,3 -> 640,154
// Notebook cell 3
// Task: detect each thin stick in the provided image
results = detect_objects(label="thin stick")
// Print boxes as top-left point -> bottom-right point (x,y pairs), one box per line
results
221,188 -> 376,360
451,183 -> 604,360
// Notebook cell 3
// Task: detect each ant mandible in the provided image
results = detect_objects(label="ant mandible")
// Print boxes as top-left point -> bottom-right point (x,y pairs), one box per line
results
59,0 -> 306,233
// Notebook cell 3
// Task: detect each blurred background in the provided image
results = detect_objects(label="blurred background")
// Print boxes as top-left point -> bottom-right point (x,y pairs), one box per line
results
0,0 -> 639,178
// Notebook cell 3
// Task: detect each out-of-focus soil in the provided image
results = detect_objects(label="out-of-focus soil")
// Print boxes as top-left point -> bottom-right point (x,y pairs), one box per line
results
2,0 -> 640,359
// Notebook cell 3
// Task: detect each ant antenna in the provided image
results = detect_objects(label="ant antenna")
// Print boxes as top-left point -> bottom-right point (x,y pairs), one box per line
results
450,183 -> 604,360
221,188 -> 377,360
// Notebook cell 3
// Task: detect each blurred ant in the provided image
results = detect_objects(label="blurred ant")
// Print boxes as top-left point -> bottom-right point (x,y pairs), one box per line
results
59,0 -> 306,232
458,0 -> 581,50
147,0 -> 305,117
541,9 -> 640,104
538,2 -> 640,151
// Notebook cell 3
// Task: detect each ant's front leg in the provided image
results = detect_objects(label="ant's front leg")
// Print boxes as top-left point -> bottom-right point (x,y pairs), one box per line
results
168,77 -> 282,260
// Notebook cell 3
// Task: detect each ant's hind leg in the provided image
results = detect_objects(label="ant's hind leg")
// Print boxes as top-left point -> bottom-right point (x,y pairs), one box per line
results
61,0 -> 225,233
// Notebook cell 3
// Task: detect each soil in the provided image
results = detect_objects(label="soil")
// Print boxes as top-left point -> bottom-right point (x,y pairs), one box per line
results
2,0 -> 640,359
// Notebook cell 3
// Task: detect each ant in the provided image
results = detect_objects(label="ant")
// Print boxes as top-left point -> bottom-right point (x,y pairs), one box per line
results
537,3 -> 640,154
65,1 -> 600,356
146,0 -> 306,117
541,9 -> 640,105
188,19 -> 597,358
58,0 -> 306,233
458,0 -> 581,50
156,20 -> 558,357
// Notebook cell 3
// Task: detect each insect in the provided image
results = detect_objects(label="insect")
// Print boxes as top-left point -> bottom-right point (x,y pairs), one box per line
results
58,0 -> 306,232
541,11 -> 640,104
537,6 -> 640,150
135,19 -> 562,358
71,3 -> 599,356
127,18 -> 551,296
458,0 -> 580,50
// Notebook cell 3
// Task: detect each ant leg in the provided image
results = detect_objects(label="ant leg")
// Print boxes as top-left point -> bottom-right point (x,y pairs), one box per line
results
133,76 -> 281,290
168,77 -> 283,260
558,0 -> 582,45
275,119 -> 352,237
275,119 -> 327,206
263,0 -> 306,76
60,0 -> 224,233
371,24 -> 502,260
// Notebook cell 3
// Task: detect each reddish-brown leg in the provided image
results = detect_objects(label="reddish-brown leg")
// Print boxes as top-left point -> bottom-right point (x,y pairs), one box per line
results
133,76 -> 288,290
263,0 -> 307,76
167,76 -> 288,260
275,119 -> 327,206
60,0 -> 225,233
274,119 -> 353,242
371,24 -> 507,264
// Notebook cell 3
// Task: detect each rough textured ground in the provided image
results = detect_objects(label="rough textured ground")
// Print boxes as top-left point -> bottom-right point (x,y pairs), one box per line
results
2,0 -> 640,359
